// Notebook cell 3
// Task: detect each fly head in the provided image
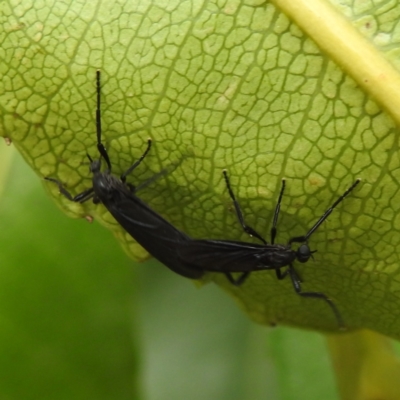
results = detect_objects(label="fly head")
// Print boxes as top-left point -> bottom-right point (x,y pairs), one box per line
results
295,243 -> 312,263
87,153 -> 102,174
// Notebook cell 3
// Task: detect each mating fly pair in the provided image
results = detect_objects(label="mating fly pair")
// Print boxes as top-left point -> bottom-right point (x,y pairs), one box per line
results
47,71 -> 360,328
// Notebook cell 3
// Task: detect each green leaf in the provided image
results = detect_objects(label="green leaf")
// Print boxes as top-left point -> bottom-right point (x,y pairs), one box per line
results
1,0 -> 400,338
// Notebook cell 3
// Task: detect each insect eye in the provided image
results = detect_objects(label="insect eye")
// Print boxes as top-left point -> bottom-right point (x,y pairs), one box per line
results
297,244 -> 311,263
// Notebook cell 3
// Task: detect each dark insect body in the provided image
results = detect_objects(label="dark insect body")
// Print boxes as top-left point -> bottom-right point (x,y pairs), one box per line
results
178,170 -> 360,327
46,70 -> 203,280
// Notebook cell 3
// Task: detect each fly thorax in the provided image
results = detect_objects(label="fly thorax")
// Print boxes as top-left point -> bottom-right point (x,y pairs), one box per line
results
258,244 -> 296,269
93,173 -> 124,201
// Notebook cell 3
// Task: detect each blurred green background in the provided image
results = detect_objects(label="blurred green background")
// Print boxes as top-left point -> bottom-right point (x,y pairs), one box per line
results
0,142 -> 338,399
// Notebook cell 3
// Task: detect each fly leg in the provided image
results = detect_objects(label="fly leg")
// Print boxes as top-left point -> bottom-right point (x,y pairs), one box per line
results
120,139 -> 152,183
270,179 -> 285,245
45,177 -> 95,203
275,266 -> 301,283
225,272 -> 250,286
223,170 -> 266,244
286,264 -> 344,329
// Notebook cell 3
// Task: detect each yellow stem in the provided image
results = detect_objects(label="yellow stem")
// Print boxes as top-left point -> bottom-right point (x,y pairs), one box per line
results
327,330 -> 400,400
272,0 -> 400,124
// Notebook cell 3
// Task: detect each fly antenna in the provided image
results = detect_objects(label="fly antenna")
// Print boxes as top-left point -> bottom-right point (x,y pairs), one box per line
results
289,179 -> 361,244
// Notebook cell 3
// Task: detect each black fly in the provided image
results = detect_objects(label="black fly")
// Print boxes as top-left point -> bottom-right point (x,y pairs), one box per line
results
46,70 -> 203,280
178,170 -> 360,327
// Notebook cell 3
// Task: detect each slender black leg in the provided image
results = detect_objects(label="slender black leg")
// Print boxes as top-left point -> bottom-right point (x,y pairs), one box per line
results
223,170 -> 266,244
120,139 -> 152,182
225,272 -> 250,286
95,70 -> 112,171
275,266 -> 301,282
289,179 -> 361,244
270,179 -> 285,245
287,264 -> 344,329
45,177 -> 94,203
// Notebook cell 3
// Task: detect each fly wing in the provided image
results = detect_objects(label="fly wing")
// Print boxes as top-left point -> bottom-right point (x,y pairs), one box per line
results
178,240 -> 274,272
103,192 -> 203,280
